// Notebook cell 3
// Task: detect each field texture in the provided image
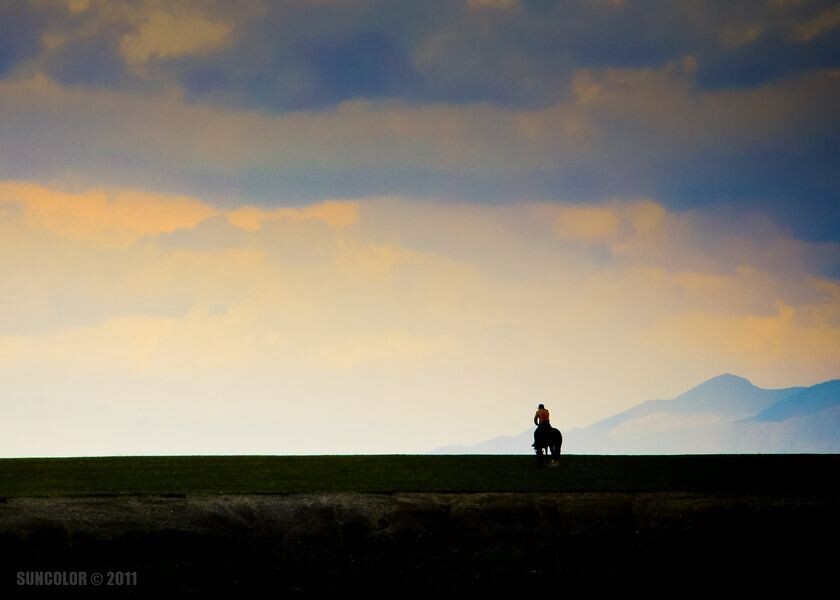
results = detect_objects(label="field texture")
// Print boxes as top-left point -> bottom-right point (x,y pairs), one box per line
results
0,454 -> 837,496
1,455 -> 837,593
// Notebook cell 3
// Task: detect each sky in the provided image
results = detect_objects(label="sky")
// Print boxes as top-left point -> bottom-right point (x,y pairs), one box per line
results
1,0 -> 838,456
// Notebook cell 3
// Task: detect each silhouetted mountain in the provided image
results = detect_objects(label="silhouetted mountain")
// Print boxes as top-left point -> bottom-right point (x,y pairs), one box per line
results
584,374 -> 802,435
431,374 -> 839,454
751,380 -> 840,422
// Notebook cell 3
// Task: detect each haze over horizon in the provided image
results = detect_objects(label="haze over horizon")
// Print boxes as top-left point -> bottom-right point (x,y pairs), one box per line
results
1,0 -> 838,455
434,373 -> 840,454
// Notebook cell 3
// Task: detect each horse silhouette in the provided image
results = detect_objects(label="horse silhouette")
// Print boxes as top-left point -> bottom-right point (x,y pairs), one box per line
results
533,426 -> 563,467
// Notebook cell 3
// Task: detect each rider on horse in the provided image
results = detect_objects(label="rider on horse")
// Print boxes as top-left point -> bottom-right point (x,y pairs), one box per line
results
532,404 -> 551,448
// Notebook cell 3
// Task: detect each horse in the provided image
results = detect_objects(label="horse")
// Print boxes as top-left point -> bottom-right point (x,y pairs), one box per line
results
533,426 -> 563,467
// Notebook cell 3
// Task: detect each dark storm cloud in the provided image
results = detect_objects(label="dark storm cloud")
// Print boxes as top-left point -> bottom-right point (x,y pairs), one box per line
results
7,1 -> 837,110
0,0 -> 838,242
175,1 -> 429,111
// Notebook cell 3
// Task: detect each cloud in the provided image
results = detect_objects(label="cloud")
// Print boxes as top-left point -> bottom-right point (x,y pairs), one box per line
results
720,22 -> 765,47
466,0 -> 518,10
65,0 -> 92,14
1,180 -> 837,455
1,64 -> 837,211
0,180 -> 216,247
790,6 -> 840,42
226,201 -> 360,231
0,1 -> 42,76
643,296 -> 840,387
539,199 -> 667,247
0,180 -> 365,247
1,58 -> 837,244
9,0 -> 837,113
119,9 -> 233,66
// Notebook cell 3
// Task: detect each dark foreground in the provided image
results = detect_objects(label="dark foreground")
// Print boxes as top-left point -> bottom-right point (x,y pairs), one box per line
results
1,455 -> 838,593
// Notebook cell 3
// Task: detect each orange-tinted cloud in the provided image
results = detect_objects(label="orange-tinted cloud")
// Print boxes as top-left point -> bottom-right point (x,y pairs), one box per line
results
643,292 -> 840,388
0,180 -> 366,249
0,181 -> 216,247
120,10 -> 232,66
226,201 -> 360,231
537,199 -> 667,247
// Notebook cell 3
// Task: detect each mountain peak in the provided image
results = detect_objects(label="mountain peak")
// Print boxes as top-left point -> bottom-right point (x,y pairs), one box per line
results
665,373 -> 770,416
702,373 -> 752,386
683,373 -> 756,396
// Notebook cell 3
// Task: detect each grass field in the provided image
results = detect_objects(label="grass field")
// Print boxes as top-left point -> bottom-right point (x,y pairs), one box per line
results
2,454 -> 838,592
1,454 -> 837,496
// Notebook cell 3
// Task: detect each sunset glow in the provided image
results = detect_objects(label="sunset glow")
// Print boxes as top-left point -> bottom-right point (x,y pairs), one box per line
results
1,0 -> 838,455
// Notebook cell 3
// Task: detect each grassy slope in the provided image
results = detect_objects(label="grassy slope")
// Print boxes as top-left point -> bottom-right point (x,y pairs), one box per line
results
0,454 -> 838,497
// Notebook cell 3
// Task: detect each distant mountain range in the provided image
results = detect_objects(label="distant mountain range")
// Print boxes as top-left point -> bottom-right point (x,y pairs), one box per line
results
431,374 -> 840,454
